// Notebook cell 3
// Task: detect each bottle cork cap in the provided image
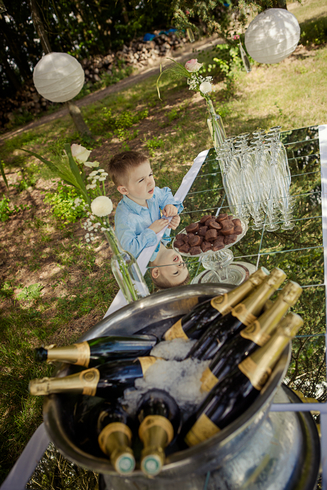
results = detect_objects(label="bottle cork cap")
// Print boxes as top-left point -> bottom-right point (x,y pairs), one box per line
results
266,268 -> 286,288
141,451 -> 164,476
29,377 -> 51,396
279,281 -> 303,305
249,267 -> 269,286
114,451 -> 135,475
278,312 -> 304,338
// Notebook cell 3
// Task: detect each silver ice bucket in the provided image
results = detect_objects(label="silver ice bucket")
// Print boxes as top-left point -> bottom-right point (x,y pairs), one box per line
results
43,284 -> 320,490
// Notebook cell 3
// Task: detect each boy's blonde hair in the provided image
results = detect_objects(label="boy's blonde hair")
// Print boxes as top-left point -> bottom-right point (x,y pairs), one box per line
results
108,150 -> 149,186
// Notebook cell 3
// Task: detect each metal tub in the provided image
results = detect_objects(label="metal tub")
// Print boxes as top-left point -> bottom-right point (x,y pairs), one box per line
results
43,284 -> 320,490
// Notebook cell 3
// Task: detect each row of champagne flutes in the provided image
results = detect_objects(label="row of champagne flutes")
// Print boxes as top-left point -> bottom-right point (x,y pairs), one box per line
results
216,127 -> 295,231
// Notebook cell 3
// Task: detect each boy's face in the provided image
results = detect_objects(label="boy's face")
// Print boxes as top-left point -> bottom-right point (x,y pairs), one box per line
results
117,161 -> 155,206
151,248 -> 189,287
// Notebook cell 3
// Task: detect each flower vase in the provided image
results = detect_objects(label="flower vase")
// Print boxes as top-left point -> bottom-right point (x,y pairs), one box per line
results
104,228 -> 150,303
206,99 -> 226,152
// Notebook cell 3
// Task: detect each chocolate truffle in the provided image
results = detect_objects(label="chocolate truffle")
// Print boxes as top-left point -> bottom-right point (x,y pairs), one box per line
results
205,229 -> 218,242
220,220 -> 235,236
198,226 -> 208,236
200,215 -> 213,224
189,235 -> 202,247
208,220 -> 222,230
201,241 -> 212,252
185,222 -> 199,233
232,218 -> 241,227
179,243 -> 191,253
189,246 -> 202,255
174,239 -> 184,249
224,235 -> 237,245
234,225 -> 242,235
217,213 -> 228,222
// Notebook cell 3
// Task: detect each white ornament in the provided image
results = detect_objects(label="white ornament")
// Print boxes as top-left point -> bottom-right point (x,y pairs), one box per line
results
33,52 -> 85,103
245,8 -> 300,64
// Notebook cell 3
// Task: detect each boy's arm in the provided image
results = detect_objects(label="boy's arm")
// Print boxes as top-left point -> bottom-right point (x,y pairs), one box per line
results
116,220 -> 158,259
156,187 -> 184,215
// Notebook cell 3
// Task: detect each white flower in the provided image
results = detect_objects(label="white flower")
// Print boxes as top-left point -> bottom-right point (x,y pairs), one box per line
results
91,196 -> 113,217
86,184 -> 96,190
71,144 -> 91,163
98,177 -> 106,182
84,162 -> 95,168
199,81 -> 212,94
185,59 -> 203,73
98,169 -> 105,173
89,170 -> 98,177
86,238 -> 90,243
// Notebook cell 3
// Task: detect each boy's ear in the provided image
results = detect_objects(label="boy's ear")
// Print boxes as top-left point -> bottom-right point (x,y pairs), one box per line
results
117,185 -> 129,196
151,267 -> 160,279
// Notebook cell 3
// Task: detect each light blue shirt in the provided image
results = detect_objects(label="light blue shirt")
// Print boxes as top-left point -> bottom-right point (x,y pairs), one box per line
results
115,186 -> 183,261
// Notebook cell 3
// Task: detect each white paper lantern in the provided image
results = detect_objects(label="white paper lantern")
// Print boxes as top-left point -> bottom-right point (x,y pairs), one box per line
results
33,52 -> 85,103
245,8 -> 300,64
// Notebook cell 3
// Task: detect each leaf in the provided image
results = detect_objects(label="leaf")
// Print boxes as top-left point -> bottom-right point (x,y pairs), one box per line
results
0,158 -> 9,189
156,58 -> 191,100
64,144 -> 90,204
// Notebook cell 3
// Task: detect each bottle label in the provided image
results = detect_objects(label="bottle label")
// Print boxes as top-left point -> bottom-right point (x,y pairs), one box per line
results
238,357 -> 271,391
185,414 -> 220,447
74,342 -> 91,367
240,321 -> 271,347
163,319 -> 189,341
211,294 -> 232,315
232,303 -> 256,327
139,415 -> 174,445
138,356 -> 157,375
80,368 -> 100,396
200,367 -> 219,393
98,422 -> 132,455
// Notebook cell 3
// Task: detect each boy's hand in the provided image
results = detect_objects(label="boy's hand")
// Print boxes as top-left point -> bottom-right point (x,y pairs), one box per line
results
168,215 -> 180,230
162,204 -> 178,217
149,218 -> 169,234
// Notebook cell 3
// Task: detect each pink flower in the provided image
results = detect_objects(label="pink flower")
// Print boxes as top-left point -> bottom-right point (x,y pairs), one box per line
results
233,34 -> 240,40
186,10 -> 190,15
185,59 -> 203,72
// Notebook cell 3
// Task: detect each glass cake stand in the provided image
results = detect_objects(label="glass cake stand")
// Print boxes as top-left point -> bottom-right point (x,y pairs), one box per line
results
191,249 -> 248,286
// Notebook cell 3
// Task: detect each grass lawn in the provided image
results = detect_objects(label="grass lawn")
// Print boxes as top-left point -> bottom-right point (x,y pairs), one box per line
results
0,0 -> 326,487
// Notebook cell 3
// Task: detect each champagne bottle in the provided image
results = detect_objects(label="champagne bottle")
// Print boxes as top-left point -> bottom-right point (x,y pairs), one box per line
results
29,356 -> 158,398
163,268 -> 268,341
184,312 -> 303,447
97,402 -> 136,475
187,267 -> 287,360
200,281 -> 303,392
34,334 -> 158,368
137,389 -> 180,476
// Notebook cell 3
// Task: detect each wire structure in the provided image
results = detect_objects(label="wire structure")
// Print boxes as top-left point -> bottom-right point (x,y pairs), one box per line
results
177,125 -> 325,489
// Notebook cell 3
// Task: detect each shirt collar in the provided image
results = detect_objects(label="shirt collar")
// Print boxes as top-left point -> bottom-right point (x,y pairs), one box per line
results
122,195 -> 149,215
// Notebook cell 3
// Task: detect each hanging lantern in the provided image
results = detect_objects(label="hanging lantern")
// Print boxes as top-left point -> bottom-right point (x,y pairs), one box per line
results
244,8 -> 300,64
33,52 -> 85,103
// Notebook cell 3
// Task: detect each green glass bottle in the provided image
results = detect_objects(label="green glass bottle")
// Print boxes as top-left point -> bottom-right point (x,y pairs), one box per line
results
163,268 -> 268,341
29,356 -> 158,398
137,389 -> 180,477
200,281 -> 302,392
34,334 -> 157,368
187,267 -> 287,360
184,313 -> 303,447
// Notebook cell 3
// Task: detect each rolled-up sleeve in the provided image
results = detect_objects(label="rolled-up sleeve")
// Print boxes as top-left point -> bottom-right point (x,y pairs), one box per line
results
117,219 -> 157,258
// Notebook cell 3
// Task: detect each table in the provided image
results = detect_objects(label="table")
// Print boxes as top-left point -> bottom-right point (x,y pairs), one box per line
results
145,124 -> 326,488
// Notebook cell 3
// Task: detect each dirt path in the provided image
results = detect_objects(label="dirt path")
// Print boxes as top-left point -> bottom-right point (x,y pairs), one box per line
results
0,35 -> 220,144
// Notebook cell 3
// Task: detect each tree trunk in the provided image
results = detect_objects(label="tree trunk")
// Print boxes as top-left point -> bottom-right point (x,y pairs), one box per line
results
29,0 -> 52,54
66,101 -> 93,139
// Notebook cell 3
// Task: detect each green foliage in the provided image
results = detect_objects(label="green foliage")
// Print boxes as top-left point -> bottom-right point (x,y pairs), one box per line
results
212,43 -> 243,93
145,136 -> 165,157
16,283 -> 43,302
300,17 -> 327,46
0,281 -> 14,298
0,196 -> 12,222
44,183 -> 87,227
0,159 -> 8,189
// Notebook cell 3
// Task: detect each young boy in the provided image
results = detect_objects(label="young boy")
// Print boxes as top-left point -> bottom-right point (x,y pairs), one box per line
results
108,150 -> 183,263
149,243 -> 190,289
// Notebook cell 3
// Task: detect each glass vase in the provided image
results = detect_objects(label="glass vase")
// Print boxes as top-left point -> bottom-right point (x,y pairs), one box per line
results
104,228 -> 150,303
206,99 -> 226,152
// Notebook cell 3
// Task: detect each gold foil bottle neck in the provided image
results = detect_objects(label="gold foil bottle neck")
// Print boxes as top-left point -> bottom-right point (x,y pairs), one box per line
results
248,268 -> 269,286
266,268 -> 286,288
29,368 -> 100,396
278,312 -> 303,338
279,281 -> 303,305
